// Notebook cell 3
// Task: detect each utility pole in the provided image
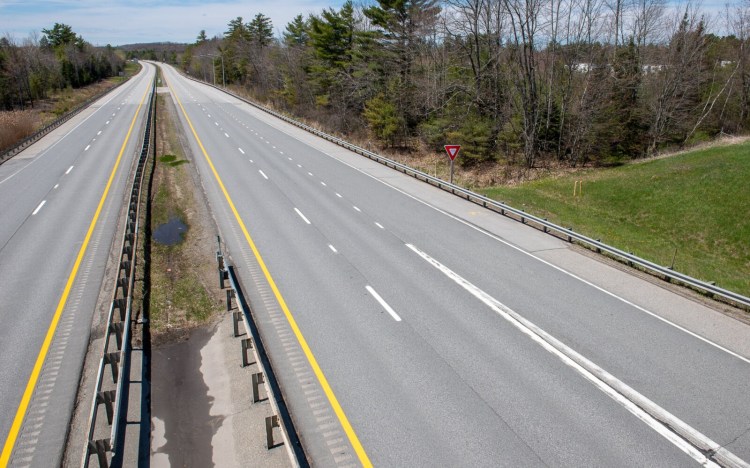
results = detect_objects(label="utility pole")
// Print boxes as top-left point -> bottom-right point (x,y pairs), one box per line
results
198,53 -> 225,87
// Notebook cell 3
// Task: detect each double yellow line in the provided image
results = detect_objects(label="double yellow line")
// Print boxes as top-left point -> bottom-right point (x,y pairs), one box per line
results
163,69 -> 372,467
0,82 -> 150,467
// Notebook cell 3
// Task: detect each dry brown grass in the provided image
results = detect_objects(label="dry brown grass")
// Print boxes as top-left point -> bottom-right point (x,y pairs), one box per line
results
0,110 -> 40,152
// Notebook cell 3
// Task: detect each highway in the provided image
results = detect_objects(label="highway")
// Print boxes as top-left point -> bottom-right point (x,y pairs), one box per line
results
0,63 -> 155,466
161,62 -> 750,467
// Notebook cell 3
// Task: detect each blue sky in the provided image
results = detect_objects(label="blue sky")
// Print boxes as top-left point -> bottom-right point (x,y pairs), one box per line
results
0,0 -> 346,46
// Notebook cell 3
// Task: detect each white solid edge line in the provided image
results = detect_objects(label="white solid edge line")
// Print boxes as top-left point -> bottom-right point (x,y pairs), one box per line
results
278,133 -> 750,365
294,208 -> 311,225
259,169 -> 268,180
405,243 -> 726,467
66,166 -> 74,174
238,148 -> 245,154
365,286 -> 401,322
32,200 -> 46,215
328,244 -> 337,253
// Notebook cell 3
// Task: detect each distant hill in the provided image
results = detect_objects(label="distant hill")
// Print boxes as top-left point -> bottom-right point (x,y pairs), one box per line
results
117,42 -> 188,62
117,42 -> 188,51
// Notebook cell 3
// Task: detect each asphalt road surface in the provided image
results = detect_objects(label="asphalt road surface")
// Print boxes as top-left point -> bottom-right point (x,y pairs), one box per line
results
0,63 -> 155,467
161,62 -> 750,468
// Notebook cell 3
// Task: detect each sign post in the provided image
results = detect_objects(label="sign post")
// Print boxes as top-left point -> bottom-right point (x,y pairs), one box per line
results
444,145 -> 461,184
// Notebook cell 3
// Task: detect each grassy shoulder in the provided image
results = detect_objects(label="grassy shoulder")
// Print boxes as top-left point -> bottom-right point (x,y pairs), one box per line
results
479,142 -> 750,297
150,92 -> 223,342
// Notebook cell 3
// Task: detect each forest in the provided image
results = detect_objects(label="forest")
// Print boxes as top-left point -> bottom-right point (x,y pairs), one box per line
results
0,23 -> 124,111
181,0 -> 750,169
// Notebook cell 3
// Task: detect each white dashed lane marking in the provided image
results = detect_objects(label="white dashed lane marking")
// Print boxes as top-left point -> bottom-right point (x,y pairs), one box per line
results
294,208 -> 311,225
366,286 -> 401,322
32,200 -> 46,216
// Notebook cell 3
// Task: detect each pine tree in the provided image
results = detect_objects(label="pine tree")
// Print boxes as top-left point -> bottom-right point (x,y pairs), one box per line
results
284,15 -> 310,47
196,30 -> 208,44
248,13 -> 274,49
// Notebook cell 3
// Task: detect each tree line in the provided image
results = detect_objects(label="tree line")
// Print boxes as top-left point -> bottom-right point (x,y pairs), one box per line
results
0,23 -> 124,111
185,0 -> 749,167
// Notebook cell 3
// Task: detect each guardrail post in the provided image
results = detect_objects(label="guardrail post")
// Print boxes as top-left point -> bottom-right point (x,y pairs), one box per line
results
87,439 -> 111,468
252,372 -> 266,402
96,390 -> 117,425
116,277 -> 128,298
226,289 -> 233,311
113,298 -> 126,321
120,260 -> 131,278
241,338 -> 254,367
233,311 -> 242,338
265,415 -> 281,449
109,321 -> 124,350
104,352 -> 120,383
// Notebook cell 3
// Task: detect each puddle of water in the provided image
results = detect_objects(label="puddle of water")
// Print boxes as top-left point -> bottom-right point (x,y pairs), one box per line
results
153,216 -> 187,245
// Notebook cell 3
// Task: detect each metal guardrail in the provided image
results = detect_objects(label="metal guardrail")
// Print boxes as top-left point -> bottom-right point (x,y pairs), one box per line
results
82,76 -> 156,468
217,246 -> 307,467
0,72 -> 139,165
183,72 -> 750,310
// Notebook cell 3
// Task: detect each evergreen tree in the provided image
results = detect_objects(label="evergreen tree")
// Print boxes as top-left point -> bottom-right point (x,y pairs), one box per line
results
284,15 -> 310,47
248,13 -> 274,49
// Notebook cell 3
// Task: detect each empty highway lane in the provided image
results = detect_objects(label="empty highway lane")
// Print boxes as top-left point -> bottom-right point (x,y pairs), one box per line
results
161,63 -> 750,467
0,63 -> 156,467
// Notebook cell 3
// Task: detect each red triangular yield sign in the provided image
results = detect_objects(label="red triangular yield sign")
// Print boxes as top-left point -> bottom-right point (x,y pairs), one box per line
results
444,145 -> 461,161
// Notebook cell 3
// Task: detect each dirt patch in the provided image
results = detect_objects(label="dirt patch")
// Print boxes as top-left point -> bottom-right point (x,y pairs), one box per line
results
150,91 -> 224,345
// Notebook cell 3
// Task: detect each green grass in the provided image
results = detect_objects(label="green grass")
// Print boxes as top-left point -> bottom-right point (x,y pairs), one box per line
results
480,143 -> 750,296
159,154 -> 189,167
112,61 -> 141,84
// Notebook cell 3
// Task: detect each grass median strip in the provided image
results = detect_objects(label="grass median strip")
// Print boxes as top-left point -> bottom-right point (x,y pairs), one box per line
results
480,142 -> 750,297
150,93 -> 222,342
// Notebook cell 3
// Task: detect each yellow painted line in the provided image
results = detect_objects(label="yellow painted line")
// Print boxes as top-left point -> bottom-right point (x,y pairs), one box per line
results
164,70 -> 373,467
0,82 -> 151,467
